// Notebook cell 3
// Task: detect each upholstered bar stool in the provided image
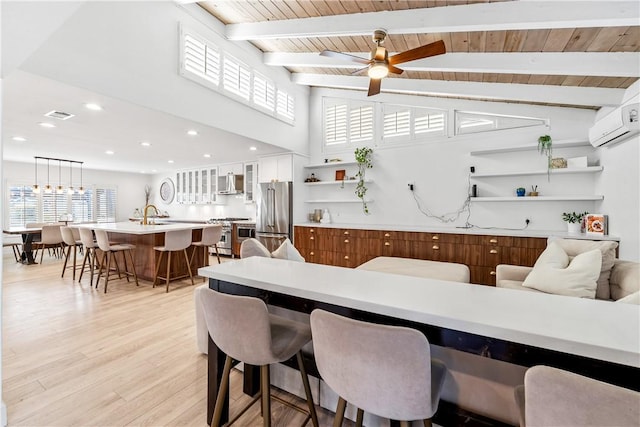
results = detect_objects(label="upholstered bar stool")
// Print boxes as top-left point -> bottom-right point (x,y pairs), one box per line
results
60,226 -> 81,279
94,229 -> 139,293
33,224 -> 64,262
153,228 -> 195,292
199,288 -> 319,427
310,309 -> 446,427
190,224 -> 223,274
514,365 -> 640,427
78,228 -> 100,285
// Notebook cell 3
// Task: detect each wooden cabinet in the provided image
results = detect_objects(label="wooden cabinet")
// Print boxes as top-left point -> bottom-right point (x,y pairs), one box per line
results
294,225 -> 548,285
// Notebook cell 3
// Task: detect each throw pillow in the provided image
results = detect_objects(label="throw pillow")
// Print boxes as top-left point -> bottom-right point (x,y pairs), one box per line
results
548,237 -> 618,299
522,242 -> 602,298
271,238 -> 305,262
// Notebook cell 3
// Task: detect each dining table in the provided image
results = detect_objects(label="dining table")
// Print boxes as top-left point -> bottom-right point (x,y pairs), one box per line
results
198,256 -> 640,426
3,226 -> 43,264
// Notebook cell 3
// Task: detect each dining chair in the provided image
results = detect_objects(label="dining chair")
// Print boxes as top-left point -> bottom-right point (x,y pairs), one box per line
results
199,288 -> 319,427
310,309 -> 446,427
94,229 -> 139,293
60,226 -> 81,280
78,228 -> 100,285
514,365 -> 640,427
33,224 -> 64,263
153,228 -> 195,292
3,233 -> 23,262
190,224 -> 223,273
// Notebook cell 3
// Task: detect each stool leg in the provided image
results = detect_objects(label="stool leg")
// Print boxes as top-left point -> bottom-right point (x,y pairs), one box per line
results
260,365 -> 271,427
95,251 -> 106,288
165,251 -> 172,293
184,248 -> 195,286
399,422 -> 410,427
72,244 -> 77,280
355,409 -> 364,427
79,249 -> 90,282
423,419 -> 432,427
214,244 -> 220,263
296,352 -> 319,427
62,245 -> 71,278
121,251 -> 130,283
153,251 -> 164,288
104,252 -> 112,293
212,355 -> 234,427
127,250 -> 139,286
333,397 -> 347,427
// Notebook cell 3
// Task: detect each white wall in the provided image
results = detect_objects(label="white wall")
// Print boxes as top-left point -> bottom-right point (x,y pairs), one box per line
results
2,160 -> 152,225
14,1 -> 310,155
305,88 -> 639,261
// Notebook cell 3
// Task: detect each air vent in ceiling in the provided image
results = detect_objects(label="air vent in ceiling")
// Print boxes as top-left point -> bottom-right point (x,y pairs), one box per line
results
44,110 -> 75,120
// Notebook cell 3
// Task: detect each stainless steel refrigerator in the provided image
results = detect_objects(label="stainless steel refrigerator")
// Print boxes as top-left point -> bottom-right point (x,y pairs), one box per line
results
256,181 -> 293,252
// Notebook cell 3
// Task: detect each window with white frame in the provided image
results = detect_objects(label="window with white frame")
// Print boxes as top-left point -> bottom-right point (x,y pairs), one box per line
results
350,105 -> 374,143
323,99 -> 374,148
276,90 -> 295,121
223,54 -> 251,101
383,106 -> 411,139
382,104 -> 446,143
180,29 -> 220,88
253,73 -> 275,111
6,184 -> 114,227
455,111 -> 547,135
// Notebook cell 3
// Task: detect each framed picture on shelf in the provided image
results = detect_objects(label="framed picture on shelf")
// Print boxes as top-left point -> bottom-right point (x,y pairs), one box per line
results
335,169 -> 346,181
585,214 -> 607,235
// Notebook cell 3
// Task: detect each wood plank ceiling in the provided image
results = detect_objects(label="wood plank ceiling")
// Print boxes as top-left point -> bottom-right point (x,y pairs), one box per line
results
197,0 -> 640,109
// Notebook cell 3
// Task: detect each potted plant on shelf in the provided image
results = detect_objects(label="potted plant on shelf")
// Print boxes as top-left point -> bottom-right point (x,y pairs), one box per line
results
354,147 -> 373,214
538,135 -> 552,181
562,211 -> 588,234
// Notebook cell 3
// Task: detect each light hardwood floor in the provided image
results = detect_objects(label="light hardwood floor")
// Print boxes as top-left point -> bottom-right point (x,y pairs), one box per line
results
2,250 -> 346,426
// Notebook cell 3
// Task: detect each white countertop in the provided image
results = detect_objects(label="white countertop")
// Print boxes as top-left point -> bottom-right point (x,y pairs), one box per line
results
295,222 -> 620,241
76,221 -> 206,235
199,257 -> 639,368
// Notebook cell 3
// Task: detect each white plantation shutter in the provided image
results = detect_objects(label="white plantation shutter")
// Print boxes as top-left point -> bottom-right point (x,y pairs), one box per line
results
95,187 -> 117,223
276,90 -> 295,120
223,55 -> 251,100
415,110 -> 446,135
384,108 -> 411,139
42,192 -> 67,223
72,190 -> 93,223
182,32 -> 220,87
8,185 -> 37,227
350,106 -> 374,142
253,73 -> 275,111
325,103 -> 348,145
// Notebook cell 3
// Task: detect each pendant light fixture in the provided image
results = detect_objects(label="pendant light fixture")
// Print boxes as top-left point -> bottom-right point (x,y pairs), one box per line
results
44,159 -> 52,193
32,157 -> 40,193
56,160 -> 64,194
78,162 -> 85,194
67,161 -> 74,194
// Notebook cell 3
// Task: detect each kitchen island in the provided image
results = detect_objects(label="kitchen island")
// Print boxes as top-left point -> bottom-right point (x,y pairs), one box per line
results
77,222 -> 206,281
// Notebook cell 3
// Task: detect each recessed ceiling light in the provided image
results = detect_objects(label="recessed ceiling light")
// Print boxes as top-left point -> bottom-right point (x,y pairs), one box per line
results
39,122 -> 56,128
249,146 -> 257,151
12,136 -> 27,142
84,103 -> 103,111
168,160 -> 174,164
151,169 -> 157,173
204,154 -> 211,158
105,150 -> 114,155
187,130 -> 198,136
140,141 -> 151,147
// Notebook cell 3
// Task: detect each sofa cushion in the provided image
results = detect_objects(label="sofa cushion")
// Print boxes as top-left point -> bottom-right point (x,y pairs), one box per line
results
356,257 -> 470,283
522,242 -> 601,298
610,260 -> 640,300
497,280 -> 541,293
615,291 -> 640,305
548,237 -> 618,300
271,238 -> 305,262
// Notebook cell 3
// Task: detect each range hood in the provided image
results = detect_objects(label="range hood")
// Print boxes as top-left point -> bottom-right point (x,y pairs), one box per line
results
217,173 -> 244,195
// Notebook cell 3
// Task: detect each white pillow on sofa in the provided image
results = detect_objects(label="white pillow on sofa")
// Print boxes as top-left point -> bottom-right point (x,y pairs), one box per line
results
522,241 -> 601,298
271,238 -> 305,262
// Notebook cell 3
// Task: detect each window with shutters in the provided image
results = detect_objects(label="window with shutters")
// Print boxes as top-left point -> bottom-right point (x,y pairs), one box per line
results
42,192 -> 68,223
323,99 -> 374,149
455,111 -> 547,135
325,103 -> 348,146
276,90 -> 295,121
383,107 -> 411,139
382,105 -> 446,143
95,187 -> 117,223
7,185 -> 38,227
71,190 -> 93,223
350,106 -> 374,143
180,29 -> 220,89
253,73 -> 275,111
223,54 -> 251,100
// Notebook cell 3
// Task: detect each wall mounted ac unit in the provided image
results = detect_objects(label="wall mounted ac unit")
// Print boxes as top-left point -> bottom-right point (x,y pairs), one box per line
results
588,102 -> 639,147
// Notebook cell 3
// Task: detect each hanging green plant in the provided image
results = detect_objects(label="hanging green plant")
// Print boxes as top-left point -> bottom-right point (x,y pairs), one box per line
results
538,135 -> 553,181
354,147 -> 373,214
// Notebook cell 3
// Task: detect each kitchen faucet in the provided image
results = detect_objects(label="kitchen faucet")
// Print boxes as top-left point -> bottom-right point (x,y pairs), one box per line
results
143,204 -> 159,225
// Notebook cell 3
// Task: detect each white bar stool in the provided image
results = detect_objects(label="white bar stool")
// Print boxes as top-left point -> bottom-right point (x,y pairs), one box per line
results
153,228 -> 195,293
94,229 -> 139,293
60,226 -> 81,280
78,228 -> 100,285
199,288 -> 319,427
190,225 -> 223,275
310,309 -> 446,427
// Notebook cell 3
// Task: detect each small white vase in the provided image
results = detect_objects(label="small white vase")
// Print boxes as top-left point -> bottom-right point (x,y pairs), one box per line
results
567,222 -> 581,234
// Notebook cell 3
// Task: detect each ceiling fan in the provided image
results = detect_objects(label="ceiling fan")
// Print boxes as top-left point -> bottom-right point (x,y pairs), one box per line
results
320,29 -> 446,96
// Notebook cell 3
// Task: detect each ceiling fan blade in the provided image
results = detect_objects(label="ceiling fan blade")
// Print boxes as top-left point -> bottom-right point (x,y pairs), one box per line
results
351,66 -> 369,76
388,65 -> 403,75
367,78 -> 381,97
389,40 -> 446,66
320,50 -> 371,65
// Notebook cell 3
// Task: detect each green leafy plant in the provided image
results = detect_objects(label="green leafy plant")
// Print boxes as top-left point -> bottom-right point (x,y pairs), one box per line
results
354,147 -> 373,214
562,211 -> 588,224
538,135 -> 553,181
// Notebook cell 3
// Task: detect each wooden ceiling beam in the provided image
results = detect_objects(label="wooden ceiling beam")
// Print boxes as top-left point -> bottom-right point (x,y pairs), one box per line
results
225,2 -> 639,40
265,52 -> 640,77
291,73 -> 625,107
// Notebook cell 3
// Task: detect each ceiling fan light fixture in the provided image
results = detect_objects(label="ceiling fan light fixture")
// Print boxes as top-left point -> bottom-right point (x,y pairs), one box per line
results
368,62 -> 389,79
